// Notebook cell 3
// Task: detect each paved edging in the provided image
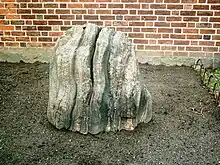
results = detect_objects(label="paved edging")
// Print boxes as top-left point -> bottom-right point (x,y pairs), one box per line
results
1,48 -> 220,68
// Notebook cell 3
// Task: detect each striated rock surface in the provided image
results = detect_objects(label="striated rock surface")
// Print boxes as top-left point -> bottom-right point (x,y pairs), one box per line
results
47,23 -> 152,134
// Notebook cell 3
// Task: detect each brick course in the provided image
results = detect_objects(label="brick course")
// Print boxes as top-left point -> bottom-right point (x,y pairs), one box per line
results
0,0 -> 220,57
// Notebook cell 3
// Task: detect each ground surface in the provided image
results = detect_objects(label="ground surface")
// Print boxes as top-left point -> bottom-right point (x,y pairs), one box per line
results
0,62 -> 220,165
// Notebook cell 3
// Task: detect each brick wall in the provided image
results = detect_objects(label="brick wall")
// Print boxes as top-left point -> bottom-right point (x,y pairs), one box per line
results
0,0 -> 220,57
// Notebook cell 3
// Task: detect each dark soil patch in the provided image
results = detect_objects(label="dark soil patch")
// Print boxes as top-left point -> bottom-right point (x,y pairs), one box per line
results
0,62 -> 220,165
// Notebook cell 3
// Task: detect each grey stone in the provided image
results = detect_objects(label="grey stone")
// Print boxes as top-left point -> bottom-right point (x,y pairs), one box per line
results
47,23 -> 152,134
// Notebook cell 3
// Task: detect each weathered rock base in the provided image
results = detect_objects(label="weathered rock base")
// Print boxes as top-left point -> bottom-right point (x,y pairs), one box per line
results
47,23 -> 152,134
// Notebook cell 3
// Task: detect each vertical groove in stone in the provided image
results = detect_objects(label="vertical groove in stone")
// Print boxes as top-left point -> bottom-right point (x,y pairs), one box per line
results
90,28 -> 115,134
69,23 -> 100,134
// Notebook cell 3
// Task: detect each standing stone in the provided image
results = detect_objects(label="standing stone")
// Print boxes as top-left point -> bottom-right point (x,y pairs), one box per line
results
47,23 -> 152,134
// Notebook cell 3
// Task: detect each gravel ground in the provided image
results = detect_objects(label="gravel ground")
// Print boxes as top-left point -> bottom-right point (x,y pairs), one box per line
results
0,62 -> 220,165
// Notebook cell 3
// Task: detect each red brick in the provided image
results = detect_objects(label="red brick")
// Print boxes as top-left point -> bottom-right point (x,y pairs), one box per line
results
145,45 -> 160,50
72,21 -> 87,25
166,17 -> 182,21
213,35 -> 220,40
79,0 -> 95,2
44,4 -> 59,8
186,47 -> 202,51
10,20 -> 24,25
158,28 -> 173,33
84,15 -> 98,20
128,22 -> 144,26
214,24 -> 220,28
0,26 -> 14,30
39,37 -> 52,42
71,10 -> 86,14
96,10 -> 111,14
48,21 -> 63,25
155,10 -> 170,15
44,15 -> 59,19
113,10 -> 128,15
38,26 -> 52,31
129,33 -> 144,38
196,23 -> 212,28
210,17 -> 220,22
56,0 -> 70,2
138,0 -> 154,2
100,4 -> 107,8
170,34 -> 185,39
26,32 -> 40,36
68,4 -> 82,8
146,34 -> 161,38
183,29 -> 198,33
181,0 -> 197,2
193,5 -> 209,10
133,28 -> 141,32
203,47 -> 218,52
158,40 -> 173,44
186,35 -> 203,39
141,28 -> 156,33
11,31 -> 25,36
5,42 -> 19,47
17,9 -> 31,14
16,37 -> 30,41
100,16 -> 115,20
28,3 -> 42,8
174,40 -> 189,45
116,27 -> 132,32
0,42 -> 4,46
2,0 -> 16,2
215,12 -> 220,16
22,26 -> 37,31
124,16 -> 140,21
21,15 -> 35,19
141,16 -> 157,21
60,15 -> 75,19
199,41 -> 215,45
183,17 -> 199,22
108,4 -> 123,8
134,39 -> 148,44
208,0 -> 220,3
167,4 -> 183,9
0,20 -> 9,25
84,4 -> 99,8
200,29 -> 215,34
155,22 -> 170,27
181,11 -> 196,16
5,3 -> 19,8
125,4 -> 140,8
138,10 -> 153,15
171,23 -> 187,27
150,4 -> 166,9
49,32 -> 63,36
56,9 -> 70,14
76,15 -> 83,20
197,11 -> 213,16
164,0 -> 180,2
175,29 -> 182,33
211,5 -> 220,10
1,37 -> 15,41
6,15 -> 20,19
89,21 -> 103,26
32,9 -> 46,14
